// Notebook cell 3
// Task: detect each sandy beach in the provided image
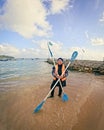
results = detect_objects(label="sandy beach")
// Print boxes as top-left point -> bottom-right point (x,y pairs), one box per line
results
0,72 -> 104,130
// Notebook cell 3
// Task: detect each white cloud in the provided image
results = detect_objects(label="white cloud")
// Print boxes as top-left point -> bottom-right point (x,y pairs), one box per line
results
32,39 -> 68,58
32,40 -> 104,61
50,0 -> 70,14
0,44 -> 20,57
95,0 -> 100,9
0,0 -> 52,38
32,39 -> 48,50
91,38 -> 104,45
99,12 -> 104,23
84,31 -> 104,46
21,48 -> 40,58
85,31 -> 90,39
0,43 -> 40,58
81,48 -> 104,61
68,47 -> 104,61
0,0 -> 73,38
0,41 -> 103,61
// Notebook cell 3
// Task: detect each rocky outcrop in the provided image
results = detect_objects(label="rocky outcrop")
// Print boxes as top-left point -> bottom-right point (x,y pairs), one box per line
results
46,59 -> 104,75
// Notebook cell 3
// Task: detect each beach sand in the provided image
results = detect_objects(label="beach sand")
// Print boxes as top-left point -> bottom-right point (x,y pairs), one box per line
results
0,72 -> 104,130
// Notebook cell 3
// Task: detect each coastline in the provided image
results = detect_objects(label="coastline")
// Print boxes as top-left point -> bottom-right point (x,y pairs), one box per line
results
0,72 -> 104,130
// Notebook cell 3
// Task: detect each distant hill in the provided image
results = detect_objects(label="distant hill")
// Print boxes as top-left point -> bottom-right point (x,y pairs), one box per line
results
0,55 -> 15,61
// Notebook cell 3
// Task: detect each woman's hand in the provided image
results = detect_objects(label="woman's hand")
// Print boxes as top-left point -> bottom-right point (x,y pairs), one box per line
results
57,75 -> 63,79
54,73 -> 65,79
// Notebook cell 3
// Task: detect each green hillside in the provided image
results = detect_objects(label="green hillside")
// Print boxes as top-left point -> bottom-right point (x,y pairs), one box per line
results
0,55 -> 15,61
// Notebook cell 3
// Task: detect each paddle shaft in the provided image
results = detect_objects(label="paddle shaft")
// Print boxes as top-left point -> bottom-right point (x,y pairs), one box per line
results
48,44 -> 65,94
47,43 -> 78,101
34,49 -> 78,112
51,56 -> 65,94
44,61 -> 70,101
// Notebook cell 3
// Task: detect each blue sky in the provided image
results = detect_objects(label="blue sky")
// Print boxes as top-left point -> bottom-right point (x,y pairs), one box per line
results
0,0 -> 104,60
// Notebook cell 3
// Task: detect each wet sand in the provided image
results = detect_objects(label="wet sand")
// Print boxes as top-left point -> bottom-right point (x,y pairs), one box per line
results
0,72 -> 104,130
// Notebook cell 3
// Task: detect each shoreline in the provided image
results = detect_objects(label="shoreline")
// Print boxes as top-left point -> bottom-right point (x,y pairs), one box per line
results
0,72 -> 104,130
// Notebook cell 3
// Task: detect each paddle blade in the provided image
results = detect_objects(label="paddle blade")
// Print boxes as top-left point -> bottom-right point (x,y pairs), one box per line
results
62,93 -> 69,102
34,100 -> 45,113
70,51 -> 78,62
48,41 -> 53,46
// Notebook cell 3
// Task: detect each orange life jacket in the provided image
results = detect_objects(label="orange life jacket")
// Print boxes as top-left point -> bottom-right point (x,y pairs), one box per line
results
53,64 -> 66,81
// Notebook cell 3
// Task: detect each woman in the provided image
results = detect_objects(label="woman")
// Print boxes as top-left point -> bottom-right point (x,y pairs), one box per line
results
49,58 -> 68,98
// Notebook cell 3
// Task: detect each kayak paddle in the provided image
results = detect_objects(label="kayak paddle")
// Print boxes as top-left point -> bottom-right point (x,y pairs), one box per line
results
34,51 -> 78,113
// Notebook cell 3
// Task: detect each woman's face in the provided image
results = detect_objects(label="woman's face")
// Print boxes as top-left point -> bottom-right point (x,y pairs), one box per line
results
57,59 -> 63,65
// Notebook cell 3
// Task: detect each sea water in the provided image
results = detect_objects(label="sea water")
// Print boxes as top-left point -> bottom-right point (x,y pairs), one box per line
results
0,59 -> 52,92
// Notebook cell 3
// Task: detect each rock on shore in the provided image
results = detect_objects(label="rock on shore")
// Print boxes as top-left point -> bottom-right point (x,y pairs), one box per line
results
46,59 -> 104,75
